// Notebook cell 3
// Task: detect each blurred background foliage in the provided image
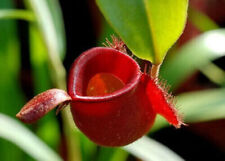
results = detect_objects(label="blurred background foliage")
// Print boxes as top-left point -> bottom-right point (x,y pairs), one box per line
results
0,0 -> 225,161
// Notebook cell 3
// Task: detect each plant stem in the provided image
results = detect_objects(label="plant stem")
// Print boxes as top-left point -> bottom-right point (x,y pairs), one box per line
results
47,49 -> 81,161
25,0 -> 81,160
61,109 -> 81,161
151,64 -> 161,79
36,13 -> 81,161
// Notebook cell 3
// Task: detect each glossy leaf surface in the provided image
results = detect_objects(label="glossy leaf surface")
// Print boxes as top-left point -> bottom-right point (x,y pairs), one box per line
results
0,114 -> 63,161
97,0 -> 188,64
161,29 -> 225,90
123,136 -> 184,161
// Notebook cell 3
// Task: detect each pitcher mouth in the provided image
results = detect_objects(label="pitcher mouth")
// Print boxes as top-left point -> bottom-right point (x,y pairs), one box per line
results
68,47 -> 141,102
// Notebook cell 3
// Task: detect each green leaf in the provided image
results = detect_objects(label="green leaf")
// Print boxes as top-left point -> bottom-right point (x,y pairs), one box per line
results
188,7 -> 218,32
25,0 -> 66,59
161,29 -> 225,90
36,117 -> 60,149
0,2 -> 28,160
95,142 -> 128,161
152,88 -> 225,132
110,149 -> 128,161
29,23 -> 52,93
45,0 -> 66,57
97,19 -> 117,46
96,0 -> 188,64
178,88 -> 225,123
79,133 -> 97,161
26,0 -> 66,88
123,136 -> 184,161
0,9 -> 34,21
29,20 -> 61,152
199,62 -> 225,86
97,147 -> 117,161
96,147 -> 128,161
0,114 -> 63,161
